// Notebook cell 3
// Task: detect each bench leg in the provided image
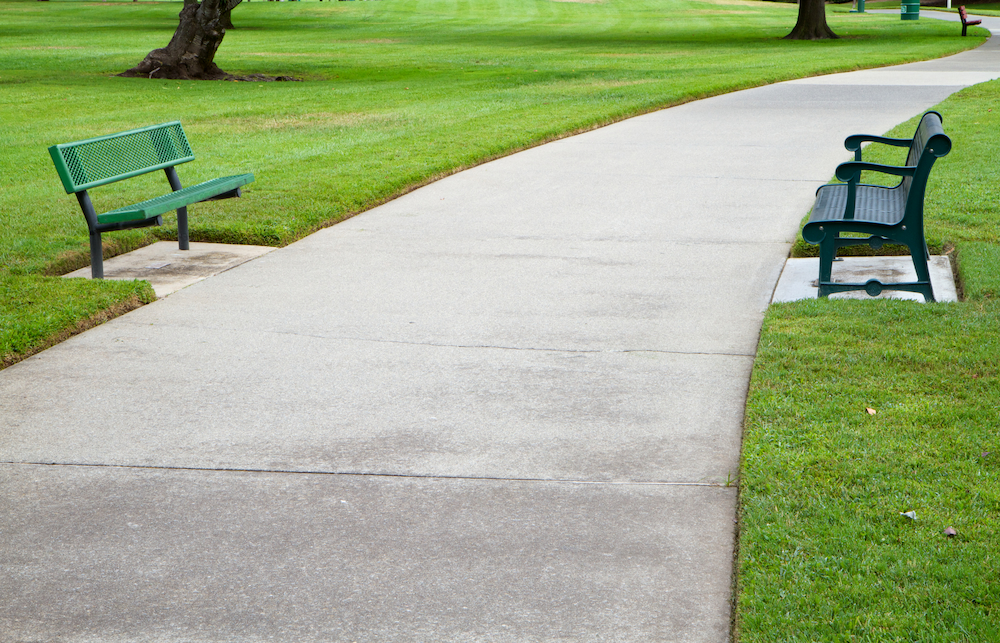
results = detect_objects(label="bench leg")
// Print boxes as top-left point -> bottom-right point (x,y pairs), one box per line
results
909,243 -> 935,303
165,167 -> 190,251
177,205 -> 190,251
89,231 -> 104,279
817,237 -> 837,298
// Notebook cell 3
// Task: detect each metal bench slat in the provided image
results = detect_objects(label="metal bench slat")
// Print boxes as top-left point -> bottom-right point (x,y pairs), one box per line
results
811,183 -> 908,226
97,173 -> 255,224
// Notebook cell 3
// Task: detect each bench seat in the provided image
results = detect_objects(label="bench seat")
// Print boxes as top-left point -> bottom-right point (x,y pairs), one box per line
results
98,173 -> 254,224
811,182 -> 908,227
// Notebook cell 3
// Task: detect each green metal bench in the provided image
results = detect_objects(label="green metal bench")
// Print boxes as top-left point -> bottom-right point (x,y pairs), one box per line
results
801,110 -> 951,302
49,121 -> 254,278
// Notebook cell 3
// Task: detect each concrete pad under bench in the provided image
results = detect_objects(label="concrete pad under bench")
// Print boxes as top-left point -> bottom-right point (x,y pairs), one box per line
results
62,241 -> 276,298
772,255 -> 958,303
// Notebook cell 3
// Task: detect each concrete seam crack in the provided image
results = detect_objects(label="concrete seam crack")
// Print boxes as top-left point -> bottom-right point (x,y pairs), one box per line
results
114,324 -> 756,358
0,461 -> 738,488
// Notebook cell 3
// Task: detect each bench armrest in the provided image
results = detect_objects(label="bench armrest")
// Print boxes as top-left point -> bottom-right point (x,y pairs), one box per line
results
844,134 -> 912,161
835,161 -> 916,183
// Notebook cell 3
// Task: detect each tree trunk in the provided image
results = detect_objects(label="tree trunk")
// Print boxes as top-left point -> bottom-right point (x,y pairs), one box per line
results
785,0 -> 838,40
120,0 -> 232,80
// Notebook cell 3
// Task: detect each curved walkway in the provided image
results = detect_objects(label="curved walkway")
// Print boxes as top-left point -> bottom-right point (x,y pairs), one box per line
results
3,15 -> 1000,643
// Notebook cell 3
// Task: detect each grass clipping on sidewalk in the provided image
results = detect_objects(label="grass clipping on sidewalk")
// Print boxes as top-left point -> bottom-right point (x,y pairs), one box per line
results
737,83 -> 1000,642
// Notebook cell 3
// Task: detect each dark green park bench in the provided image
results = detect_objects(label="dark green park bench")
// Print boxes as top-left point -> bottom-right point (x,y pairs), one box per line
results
801,110 -> 952,303
49,121 -> 254,279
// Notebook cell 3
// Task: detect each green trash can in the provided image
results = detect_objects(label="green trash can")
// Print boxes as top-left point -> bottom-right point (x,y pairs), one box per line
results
901,0 -> 920,20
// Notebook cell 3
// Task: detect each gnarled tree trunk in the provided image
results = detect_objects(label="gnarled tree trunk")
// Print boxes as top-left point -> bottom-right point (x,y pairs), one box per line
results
785,0 -> 838,40
120,0 -> 242,80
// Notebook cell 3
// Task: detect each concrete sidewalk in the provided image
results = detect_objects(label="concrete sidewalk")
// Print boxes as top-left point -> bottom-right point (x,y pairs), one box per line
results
3,18 -> 1000,643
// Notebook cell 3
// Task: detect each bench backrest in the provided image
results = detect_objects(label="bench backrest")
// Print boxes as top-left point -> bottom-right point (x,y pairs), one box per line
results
49,121 -> 195,194
959,6 -> 969,21
900,111 -> 951,217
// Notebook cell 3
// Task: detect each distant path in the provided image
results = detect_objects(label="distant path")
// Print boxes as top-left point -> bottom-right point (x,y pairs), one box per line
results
2,16 -> 999,643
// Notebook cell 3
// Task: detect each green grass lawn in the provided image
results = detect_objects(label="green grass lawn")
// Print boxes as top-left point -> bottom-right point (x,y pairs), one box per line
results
0,0 -> 983,365
737,81 -> 1000,642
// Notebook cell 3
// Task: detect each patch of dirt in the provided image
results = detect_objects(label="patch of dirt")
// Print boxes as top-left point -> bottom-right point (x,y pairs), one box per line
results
601,53 -> 677,57
117,68 -> 302,82
230,74 -> 302,82
224,111 -> 396,132
588,79 -> 658,88
242,52 -> 317,57
695,0 -> 766,6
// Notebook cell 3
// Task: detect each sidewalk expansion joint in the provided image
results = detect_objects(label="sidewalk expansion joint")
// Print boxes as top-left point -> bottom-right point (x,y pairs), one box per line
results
184,329 -> 758,358
327,336 -> 757,358
1,461 -> 738,489
117,318 -> 757,357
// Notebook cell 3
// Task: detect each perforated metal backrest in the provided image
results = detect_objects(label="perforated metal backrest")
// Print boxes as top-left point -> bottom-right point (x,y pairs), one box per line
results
49,122 -> 195,194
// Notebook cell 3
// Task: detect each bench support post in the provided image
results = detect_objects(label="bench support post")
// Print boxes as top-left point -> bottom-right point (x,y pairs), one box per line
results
176,205 -> 190,250
164,167 -> 190,251
75,191 -> 105,279
908,240 -> 934,302
88,232 -> 104,280
817,232 -> 837,297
